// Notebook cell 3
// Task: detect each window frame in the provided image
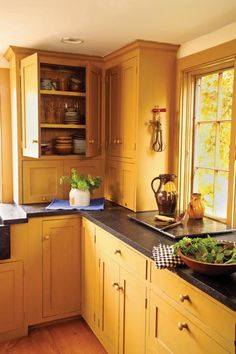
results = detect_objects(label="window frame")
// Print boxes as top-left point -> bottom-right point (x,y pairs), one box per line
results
177,58 -> 236,226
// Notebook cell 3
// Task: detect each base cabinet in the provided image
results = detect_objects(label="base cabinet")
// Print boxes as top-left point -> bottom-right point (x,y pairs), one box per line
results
0,261 -> 24,338
148,290 -> 229,354
96,226 -> 147,354
27,216 -> 81,325
81,219 -> 97,331
42,218 -> 81,318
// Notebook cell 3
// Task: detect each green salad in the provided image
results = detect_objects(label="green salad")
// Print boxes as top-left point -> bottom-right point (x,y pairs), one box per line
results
173,236 -> 236,264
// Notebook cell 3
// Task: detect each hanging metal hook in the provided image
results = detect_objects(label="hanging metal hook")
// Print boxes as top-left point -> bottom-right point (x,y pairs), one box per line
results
149,106 -> 166,152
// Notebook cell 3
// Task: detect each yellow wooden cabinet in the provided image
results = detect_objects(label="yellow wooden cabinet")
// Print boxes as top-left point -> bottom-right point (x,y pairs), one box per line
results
105,41 -> 179,211
22,160 -> 64,203
148,289 -> 229,354
20,52 -> 102,159
0,261 -> 24,341
106,57 -> 137,160
148,264 -> 236,354
81,218 -> 97,331
96,226 -> 147,354
5,46 -> 103,204
106,159 -> 136,209
27,216 -> 81,325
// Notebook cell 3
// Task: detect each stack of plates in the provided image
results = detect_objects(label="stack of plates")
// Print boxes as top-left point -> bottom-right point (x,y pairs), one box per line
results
55,136 -> 73,155
64,110 -> 80,124
72,134 -> 86,154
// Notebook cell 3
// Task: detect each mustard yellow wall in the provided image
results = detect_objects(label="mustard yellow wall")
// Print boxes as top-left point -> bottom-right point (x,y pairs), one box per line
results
0,68 -> 13,202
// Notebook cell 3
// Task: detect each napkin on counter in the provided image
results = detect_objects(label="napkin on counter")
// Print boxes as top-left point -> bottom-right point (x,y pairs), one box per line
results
152,244 -> 184,269
46,198 -> 105,211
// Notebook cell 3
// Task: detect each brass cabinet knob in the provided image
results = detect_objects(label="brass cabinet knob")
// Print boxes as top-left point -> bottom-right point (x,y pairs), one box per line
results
119,139 -> 122,144
42,197 -> 46,201
43,235 -> 50,241
89,139 -> 95,144
113,139 -> 117,144
179,294 -> 190,302
32,139 -> 38,143
114,249 -> 121,255
178,322 -> 188,331
112,282 -> 123,291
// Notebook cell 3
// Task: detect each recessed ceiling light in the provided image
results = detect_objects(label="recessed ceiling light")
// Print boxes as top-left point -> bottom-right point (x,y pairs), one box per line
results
61,37 -> 84,44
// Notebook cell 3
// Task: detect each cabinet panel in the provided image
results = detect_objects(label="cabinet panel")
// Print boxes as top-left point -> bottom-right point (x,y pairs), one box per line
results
0,261 -> 23,334
119,267 -> 146,354
21,53 -> 40,158
82,218 -> 97,330
120,57 -> 137,159
150,264 -> 235,344
63,159 -> 104,199
106,159 -> 135,209
99,251 -> 120,354
86,64 -> 102,157
42,218 -> 81,318
148,290 -> 229,354
23,160 -> 64,203
106,66 -> 121,157
106,57 -> 137,160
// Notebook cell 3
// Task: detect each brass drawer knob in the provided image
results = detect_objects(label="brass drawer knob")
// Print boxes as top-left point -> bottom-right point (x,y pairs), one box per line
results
112,282 -> 122,291
113,139 -> 117,144
178,322 -> 188,331
179,294 -> 190,302
114,249 -> 121,255
43,235 -> 50,241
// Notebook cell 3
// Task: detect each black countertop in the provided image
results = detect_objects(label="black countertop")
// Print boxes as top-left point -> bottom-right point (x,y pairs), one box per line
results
0,201 -> 236,311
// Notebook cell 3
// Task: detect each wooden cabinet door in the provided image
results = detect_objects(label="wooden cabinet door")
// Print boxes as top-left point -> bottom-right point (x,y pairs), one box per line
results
86,64 -> 102,158
42,218 -> 81,318
106,160 -> 136,210
148,290 -> 228,354
21,53 -> 40,158
82,219 -> 97,330
120,57 -> 137,159
119,268 -> 146,354
23,160 -> 64,203
0,261 -> 23,334
99,251 -> 120,354
63,159 -> 104,199
106,66 -> 122,157
105,160 -> 121,204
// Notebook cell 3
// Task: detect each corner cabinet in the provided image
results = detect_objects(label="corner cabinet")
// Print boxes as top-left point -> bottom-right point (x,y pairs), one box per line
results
21,53 -> 102,159
105,41 -> 179,211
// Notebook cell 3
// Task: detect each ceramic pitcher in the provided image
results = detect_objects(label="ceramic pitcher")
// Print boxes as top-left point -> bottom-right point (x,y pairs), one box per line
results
151,174 -> 177,216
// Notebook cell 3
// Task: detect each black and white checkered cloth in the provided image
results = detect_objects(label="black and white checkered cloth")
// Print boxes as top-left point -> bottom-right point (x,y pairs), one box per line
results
152,244 -> 185,269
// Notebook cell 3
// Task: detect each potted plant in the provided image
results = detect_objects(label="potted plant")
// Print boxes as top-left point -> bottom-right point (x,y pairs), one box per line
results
60,168 -> 101,207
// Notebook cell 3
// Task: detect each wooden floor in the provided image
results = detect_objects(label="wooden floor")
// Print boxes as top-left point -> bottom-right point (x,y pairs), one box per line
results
0,319 -> 107,354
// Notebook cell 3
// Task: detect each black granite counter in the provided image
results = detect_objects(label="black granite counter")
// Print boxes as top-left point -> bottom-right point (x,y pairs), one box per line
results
0,201 -> 235,311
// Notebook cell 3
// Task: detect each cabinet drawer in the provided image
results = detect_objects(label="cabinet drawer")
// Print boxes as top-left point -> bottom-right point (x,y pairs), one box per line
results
150,263 -> 235,343
149,290 -> 229,354
96,226 -> 147,280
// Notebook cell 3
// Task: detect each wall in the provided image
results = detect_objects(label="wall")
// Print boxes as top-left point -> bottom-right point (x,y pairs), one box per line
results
178,22 -> 236,58
0,56 -> 9,68
0,68 -> 13,202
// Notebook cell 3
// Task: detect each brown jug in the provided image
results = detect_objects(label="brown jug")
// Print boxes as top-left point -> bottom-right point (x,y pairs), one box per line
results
187,193 -> 204,219
151,174 -> 177,216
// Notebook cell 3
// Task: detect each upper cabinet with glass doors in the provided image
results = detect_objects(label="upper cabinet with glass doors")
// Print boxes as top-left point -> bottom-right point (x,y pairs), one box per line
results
21,53 -> 102,159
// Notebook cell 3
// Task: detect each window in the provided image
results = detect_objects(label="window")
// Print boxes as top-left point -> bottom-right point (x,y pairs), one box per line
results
192,68 -> 234,220
178,60 -> 236,225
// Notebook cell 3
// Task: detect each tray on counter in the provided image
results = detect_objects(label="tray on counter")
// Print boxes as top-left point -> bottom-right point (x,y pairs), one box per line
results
128,211 -> 235,239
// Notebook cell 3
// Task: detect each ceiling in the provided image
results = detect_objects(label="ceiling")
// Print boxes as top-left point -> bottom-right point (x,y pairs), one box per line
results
1,0 -> 236,57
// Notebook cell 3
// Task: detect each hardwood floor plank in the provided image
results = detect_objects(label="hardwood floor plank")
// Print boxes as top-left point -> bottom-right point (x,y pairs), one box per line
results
0,319 -> 106,354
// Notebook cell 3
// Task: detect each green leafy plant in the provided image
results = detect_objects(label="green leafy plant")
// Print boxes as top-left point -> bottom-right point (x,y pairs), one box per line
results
173,236 -> 236,264
60,168 -> 101,193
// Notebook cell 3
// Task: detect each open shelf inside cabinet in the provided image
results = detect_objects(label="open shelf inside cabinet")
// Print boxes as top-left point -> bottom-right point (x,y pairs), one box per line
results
39,63 -> 87,157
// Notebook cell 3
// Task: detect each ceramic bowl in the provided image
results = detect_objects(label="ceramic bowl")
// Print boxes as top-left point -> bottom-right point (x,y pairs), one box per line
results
55,145 -> 73,155
178,247 -> 236,276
